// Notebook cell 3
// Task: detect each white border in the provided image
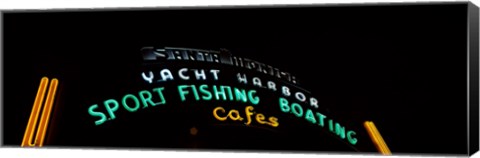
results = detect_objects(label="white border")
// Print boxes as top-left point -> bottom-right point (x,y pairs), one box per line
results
0,0 -> 471,10
0,0 -> 479,158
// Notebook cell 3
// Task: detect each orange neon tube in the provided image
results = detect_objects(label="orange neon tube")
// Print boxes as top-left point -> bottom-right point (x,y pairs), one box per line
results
35,78 -> 59,147
364,121 -> 391,155
366,122 -> 386,154
369,121 -> 391,154
364,122 -> 382,152
22,77 -> 49,147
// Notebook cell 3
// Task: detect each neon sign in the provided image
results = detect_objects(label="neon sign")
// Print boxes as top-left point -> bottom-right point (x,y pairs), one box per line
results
177,84 -> 259,104
87,46 -> 360,146
213,106 -> 279,128
141,68 -> 221,83
141,47 -> 298,84
88,87 -> 167,125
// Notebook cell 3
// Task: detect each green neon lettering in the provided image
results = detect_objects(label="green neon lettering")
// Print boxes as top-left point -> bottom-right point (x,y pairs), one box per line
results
222,86 -> 234,101
213,85 -> 227,100
291,103 -> 303,118
190,84 -> 200,101
178,85 -> 190,101
328,119 -> 334,132
152,87 -> 166,105
347,131 -> 358,145
234,88 -> 247,103
139,90 -> 154,108
316,112 -> 327,127
199,84 -> 212,100
122,94 -> 140,112
247,90 -> 260,105
104,99 -> 119,120
279,97 -> 290,113
335,122 -> 346,139
304,109 -> 316,124
88,104 -> 107,126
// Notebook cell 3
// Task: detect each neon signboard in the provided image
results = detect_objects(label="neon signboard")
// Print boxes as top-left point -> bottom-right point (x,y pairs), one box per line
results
3,3 -> 478,156
86,46 -> 360,146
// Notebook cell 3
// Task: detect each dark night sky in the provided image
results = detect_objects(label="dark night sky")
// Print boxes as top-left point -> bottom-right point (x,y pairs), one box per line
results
1,2 -> 473,155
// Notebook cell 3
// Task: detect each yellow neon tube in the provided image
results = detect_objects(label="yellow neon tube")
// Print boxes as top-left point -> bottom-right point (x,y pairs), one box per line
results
368,121 -> 390,154
35,78 -> 59,147
364,122 -> 382,152
21,77 -> 49,147
369,121 -> 391,154
364,121 -> 391,155
368,122 -> 389,154
368,122 -> 385,154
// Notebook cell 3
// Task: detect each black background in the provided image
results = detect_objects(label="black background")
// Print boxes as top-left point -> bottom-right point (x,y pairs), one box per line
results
2,2 -> 470,155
